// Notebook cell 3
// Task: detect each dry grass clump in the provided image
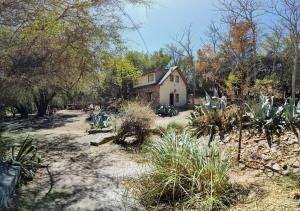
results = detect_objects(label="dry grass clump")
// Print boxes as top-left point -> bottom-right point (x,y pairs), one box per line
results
130,129 -> 234,210
115,101 -> 154,146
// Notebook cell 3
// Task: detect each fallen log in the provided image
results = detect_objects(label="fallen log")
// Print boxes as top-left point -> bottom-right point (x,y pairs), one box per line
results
87,127 -> 113,134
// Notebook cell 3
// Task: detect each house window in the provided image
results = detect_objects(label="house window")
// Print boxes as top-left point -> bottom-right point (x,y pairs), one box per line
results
148,73 -> 154,82
175,76 -> 179,83
170,74 -> 174,82
146,92 -> 152,102
175,94 -> 179,103
134,80 -> 138,86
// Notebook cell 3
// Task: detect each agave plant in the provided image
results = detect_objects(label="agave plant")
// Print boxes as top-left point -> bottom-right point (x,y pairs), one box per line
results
10,137 -> 42,180
282,99 -> 300,136
156,105 -> 178,117
244,95 -> 285,147
189,91 -> 236,146
91,111 -> 110,129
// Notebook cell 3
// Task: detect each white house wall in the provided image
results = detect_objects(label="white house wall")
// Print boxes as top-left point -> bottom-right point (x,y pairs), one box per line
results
159,69 -> 187,107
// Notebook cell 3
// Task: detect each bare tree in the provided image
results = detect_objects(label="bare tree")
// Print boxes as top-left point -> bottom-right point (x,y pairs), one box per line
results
270,0 -> 299,106
205,21 -> 221,53
218,0 -> 264,82
165,43 -> 184,66
174,25 -> 196,96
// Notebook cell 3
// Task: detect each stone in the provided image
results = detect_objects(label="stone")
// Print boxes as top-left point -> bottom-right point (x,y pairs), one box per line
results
272,163 -> 281,171
0,164 -> 21,210
291,161 -> 300,168
90,133 -> 115,146
287,138 -> 298,145
239,163 -> 246,170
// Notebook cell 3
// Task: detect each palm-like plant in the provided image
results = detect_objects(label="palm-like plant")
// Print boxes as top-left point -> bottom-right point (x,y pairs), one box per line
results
10,137 -> 42,180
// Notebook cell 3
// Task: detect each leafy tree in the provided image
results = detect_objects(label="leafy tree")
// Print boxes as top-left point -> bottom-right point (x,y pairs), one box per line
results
0,0 -> 148,116
99,54 -> 140,99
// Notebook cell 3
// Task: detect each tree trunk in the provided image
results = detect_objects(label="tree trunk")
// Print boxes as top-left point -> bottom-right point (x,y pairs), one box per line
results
34,90 -> 56,117
291,42 -> 298,107
14,104 -> 29,118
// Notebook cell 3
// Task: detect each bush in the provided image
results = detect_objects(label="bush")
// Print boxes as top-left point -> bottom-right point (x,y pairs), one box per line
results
166,122 -> 185,133
130,130 -> 233,210
115,101 -> 154,146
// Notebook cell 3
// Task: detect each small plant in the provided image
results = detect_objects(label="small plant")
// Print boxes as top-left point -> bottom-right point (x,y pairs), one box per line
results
130,130 -> 232,210
9,137 -> 42,180
91,111 -> 110,129
115,101 -> 154,146
156,105 -> 178,117
166,122 -> 185,133
189,92 -> 236,146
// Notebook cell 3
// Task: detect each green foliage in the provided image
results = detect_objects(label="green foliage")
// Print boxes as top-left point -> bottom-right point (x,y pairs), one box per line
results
166,122 -> 185,132
99,53 -> 141,98
125,49 -> 171,73
225,73 -> 238,95
156,105 -> 178,117
131,130 -> 232,210
10,138 -> 42,180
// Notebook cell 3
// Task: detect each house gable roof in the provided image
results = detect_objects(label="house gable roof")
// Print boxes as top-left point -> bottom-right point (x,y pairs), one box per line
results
134,66 -> 188,89
158,66 -> 188,86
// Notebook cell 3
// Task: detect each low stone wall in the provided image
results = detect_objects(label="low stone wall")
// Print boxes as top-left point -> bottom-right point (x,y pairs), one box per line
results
0,164 -> 21,210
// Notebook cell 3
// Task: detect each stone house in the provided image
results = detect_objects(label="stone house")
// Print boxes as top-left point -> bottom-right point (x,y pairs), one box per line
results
133,66 -> 188,107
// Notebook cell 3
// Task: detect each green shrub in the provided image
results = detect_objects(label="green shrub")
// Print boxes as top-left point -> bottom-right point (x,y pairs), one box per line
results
131,130 -> 233,210
166,122 -> 185,133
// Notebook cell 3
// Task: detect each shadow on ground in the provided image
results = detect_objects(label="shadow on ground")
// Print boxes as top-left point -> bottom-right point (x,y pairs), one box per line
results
0,113 -> 81,133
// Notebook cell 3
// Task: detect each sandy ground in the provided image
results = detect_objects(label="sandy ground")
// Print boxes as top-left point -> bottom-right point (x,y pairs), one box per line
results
2,110 -> 191,211
2,110 -> 147,210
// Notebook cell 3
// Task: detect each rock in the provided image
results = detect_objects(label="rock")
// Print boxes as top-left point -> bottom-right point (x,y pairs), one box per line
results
124,136 -> 136,144
0,164 -> 21,210
272,163 -> 281,171
291,161 -> 300,168
287,138 -> 298,145
90,133 -> 115,146
282,170 -> 290,175
261,154 -> 271,162
239,163 -> 246,170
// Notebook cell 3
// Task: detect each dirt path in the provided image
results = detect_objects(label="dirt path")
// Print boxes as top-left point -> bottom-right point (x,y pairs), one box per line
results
6,110 -> 144,210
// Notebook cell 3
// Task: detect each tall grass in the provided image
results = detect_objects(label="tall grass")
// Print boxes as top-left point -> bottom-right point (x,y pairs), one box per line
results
131,129 -> 233,210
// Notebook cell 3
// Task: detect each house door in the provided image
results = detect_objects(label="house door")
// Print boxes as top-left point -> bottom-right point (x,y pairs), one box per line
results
169,93 -> 174,106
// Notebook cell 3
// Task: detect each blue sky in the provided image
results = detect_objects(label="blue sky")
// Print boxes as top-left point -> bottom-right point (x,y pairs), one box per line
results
122,0 -> 220,53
